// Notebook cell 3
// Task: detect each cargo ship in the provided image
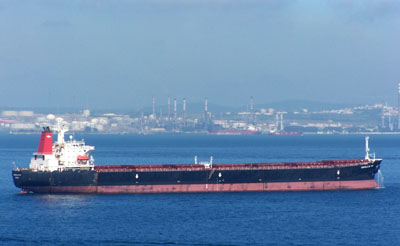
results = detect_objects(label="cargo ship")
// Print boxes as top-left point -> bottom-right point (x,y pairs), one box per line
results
12,127 -> 382,194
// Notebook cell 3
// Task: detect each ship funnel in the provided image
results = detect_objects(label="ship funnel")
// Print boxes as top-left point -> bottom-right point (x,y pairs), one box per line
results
37,127 -> 53,154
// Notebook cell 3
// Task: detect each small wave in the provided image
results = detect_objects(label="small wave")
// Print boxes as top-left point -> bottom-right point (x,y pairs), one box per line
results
86,240 -> 240,246
0,237 -> 242,246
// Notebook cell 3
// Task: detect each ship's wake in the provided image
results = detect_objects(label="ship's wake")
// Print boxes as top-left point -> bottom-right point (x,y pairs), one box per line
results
376,169 -> 384,189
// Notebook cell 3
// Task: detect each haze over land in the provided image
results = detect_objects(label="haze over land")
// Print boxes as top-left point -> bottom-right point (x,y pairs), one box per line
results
0,0 -> 399,111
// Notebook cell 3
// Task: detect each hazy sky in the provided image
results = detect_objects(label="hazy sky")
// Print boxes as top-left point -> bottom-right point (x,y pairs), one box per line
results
0,0 -> 399,110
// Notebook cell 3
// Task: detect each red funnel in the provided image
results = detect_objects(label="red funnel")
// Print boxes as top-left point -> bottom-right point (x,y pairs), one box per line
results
37,127 -> 53,154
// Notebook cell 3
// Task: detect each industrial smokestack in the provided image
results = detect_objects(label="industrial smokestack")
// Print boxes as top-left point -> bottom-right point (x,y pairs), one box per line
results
168,96 -> 171,121
250,96 -> 254,123
204,97 -> 209,122
174,98 -> 177,120
398,82 -> 400,130
381,110 -> 385,129
250,96 -> 254,112
183,98 -> 186,120
152,96 -> 156,119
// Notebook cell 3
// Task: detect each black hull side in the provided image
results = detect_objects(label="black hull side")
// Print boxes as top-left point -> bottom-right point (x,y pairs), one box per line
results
13,169 -> 96,188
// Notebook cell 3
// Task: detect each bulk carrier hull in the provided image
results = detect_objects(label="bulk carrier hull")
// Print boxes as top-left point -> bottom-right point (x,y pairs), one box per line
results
12,159 -> 382,194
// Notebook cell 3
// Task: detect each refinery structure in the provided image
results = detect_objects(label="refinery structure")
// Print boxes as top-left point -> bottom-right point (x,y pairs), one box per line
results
1,92 -> 400,135
2,82 -> 400,135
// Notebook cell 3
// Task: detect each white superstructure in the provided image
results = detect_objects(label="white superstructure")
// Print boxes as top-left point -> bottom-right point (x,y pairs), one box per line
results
29,126 -> 95,171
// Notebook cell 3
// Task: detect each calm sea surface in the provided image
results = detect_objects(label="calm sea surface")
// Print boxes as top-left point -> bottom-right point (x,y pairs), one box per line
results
0,134 -> 399,246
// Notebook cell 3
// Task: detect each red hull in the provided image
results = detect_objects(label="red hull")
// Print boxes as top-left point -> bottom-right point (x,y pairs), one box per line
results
23,180 -> 379,194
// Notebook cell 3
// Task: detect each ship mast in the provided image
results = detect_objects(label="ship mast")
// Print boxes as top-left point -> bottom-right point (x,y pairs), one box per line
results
365,136 -> 370,160
56,126 -> 67,145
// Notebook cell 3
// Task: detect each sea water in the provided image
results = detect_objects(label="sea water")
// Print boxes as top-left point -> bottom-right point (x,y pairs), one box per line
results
0,134 -> 399,246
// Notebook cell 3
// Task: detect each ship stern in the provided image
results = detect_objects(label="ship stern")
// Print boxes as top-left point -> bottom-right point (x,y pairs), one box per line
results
12,169 -> 23,189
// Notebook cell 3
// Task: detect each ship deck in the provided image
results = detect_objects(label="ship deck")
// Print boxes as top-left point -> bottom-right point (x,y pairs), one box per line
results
94,159 -> 372,172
